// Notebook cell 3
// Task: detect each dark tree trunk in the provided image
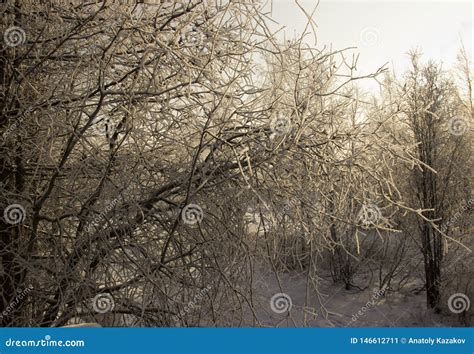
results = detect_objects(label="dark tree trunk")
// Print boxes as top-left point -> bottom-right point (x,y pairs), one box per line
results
421,223 -> 442,313
0,0 -> 28,326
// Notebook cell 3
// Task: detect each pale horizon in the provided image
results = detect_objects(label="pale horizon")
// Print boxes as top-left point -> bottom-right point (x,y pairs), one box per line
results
268,0 -> 473,92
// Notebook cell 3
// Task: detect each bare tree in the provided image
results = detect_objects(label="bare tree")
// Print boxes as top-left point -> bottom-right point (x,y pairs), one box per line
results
376,51 -> 472,312
2,1 -> 469,329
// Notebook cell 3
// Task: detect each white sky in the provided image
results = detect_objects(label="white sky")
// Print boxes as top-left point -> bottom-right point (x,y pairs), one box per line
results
266,0 -> 473,92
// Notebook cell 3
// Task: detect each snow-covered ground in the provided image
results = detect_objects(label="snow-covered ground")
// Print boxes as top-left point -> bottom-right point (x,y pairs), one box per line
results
243,266 -> 468,327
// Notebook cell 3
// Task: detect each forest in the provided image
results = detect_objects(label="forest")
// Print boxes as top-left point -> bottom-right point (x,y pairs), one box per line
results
0,0 -> 472,327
